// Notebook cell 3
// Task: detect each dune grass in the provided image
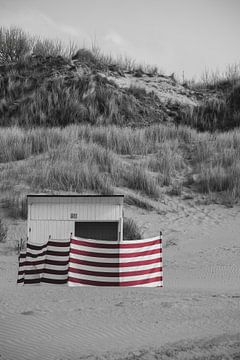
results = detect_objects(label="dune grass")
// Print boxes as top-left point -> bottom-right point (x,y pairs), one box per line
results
0,124 -> 239,209
0,26 -> 160,75
123,217 -> 142,240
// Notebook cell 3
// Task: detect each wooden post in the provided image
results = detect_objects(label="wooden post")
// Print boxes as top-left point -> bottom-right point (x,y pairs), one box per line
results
160,231 -> 163,287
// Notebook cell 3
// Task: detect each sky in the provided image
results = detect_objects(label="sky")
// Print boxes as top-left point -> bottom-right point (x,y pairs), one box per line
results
0,0 -> 240,79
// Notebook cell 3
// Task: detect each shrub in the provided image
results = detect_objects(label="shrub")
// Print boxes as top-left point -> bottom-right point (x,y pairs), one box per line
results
181,83 -> 240,132
123,217 -> 142,240
3,193 -> 27,219
0,27 -> 32,63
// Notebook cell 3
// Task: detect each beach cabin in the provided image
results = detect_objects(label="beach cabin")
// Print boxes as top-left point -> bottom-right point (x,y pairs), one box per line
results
27,195 -> 124,244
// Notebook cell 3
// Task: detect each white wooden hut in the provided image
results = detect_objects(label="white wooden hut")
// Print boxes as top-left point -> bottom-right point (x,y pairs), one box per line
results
27,195 -> 124,243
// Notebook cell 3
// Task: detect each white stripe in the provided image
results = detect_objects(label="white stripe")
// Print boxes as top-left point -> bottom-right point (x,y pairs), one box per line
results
71,237 -> 118,246
47,245 -> 69,252
120,243 -> 161,253
23,255 -> 46,262
26,247 -> 47,255
70,243 -> 118,254
121,236 -> 161,244
24,273 -> 67,280
45,255 -> 69,262
72,236 -> 160,244
120,272 -> 162,282
69,252 -> 160,263
70,243 -> 160,254
68,272 -> 119,282
23,264 -> 69,272
125,280 -> 163,287
69,262 -> 161,273
68,281 -> 91,287
69,252 -> 119,263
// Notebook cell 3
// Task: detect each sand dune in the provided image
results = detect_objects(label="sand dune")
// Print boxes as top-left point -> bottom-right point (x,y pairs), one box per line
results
0,201 -> 240,359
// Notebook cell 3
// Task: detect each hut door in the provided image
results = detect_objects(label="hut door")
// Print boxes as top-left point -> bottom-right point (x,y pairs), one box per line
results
75,221 -> 118,241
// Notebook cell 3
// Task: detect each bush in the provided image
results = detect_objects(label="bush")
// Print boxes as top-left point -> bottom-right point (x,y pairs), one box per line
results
3,193 -> 27,219
181,83 -> 240,132
123,217 -> 142,240
0,26 -> 32,63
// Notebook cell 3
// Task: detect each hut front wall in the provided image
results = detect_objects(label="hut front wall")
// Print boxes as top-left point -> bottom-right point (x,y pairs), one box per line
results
28,220 -> 73,243
27,197 -> 123,243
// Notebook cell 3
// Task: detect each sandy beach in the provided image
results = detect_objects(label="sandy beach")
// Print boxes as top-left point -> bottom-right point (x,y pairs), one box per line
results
1,200 -> 240,360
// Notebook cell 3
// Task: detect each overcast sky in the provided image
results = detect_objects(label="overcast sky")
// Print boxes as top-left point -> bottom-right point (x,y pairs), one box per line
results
1,0 -> 240,79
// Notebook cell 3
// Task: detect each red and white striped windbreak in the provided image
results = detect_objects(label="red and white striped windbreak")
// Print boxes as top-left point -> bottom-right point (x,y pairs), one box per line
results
17,236 -> 162,287
68,236 -> 162,287
17,240 -> 70,285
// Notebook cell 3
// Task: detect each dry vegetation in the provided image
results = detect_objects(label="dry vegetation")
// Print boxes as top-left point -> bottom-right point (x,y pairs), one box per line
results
0,124 -> 240,218
0,26 -> 240,218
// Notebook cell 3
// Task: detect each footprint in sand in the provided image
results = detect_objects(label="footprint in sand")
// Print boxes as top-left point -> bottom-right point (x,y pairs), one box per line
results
21,310 -> 35,316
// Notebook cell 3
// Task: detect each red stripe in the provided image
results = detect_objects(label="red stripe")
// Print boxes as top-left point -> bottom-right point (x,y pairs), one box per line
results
47,250 -> 69,257
68,266 -> 161,277
20,268 -> 69,275
71,239 -> 161,249
68,276 -> 162,286
24,250 -> 47,258
69,257 -> 161,268
120,257 -> 162,267
41,278 -> 68,284
27,241 -> 70,250
19,259 -> 69,267
68,266 -> 118,277
70,248 -> 161,258
120,276 -> 162,286
120,267 -> 162,277
68,277 -> 119,286
71,239 -> 119,249
24,250 -> 69,258
70,249 -> 119,258
27,243 -> 47,250
70,257 -> 119,267
23,278 -> 67,284
120,248 -> 161,258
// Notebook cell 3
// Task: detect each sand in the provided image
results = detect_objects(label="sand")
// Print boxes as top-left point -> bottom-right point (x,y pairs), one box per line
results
0,199 -> 240,360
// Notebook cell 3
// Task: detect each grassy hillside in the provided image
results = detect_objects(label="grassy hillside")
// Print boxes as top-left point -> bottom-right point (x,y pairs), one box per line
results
0,124 -> 240,219
1,27 -> 239,130
0,26 -> 240,223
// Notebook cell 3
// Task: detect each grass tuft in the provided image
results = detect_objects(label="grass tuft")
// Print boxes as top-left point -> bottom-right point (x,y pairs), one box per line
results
123,217 -> 142,240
